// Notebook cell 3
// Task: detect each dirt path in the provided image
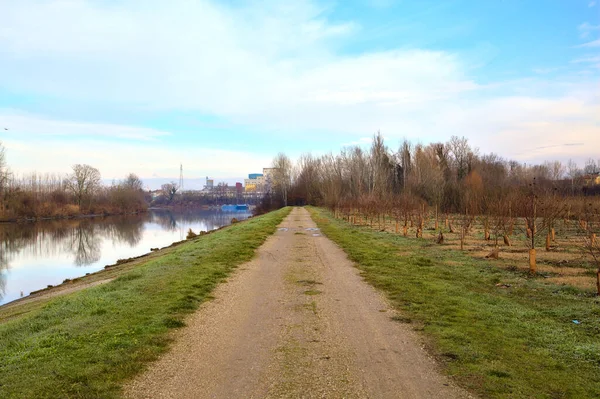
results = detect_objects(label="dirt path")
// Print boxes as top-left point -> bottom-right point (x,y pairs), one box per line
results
125,208 -> 472,399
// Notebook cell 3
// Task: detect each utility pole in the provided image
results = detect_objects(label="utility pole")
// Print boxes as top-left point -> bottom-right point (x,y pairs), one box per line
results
179,164 -> 184,193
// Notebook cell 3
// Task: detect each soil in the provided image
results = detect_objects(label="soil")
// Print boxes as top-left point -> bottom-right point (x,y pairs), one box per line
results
124,208 -> 472,399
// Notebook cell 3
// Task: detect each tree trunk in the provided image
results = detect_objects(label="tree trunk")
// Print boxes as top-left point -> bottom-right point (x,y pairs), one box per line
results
545,233 -> 551,252
395,221 -> 399,234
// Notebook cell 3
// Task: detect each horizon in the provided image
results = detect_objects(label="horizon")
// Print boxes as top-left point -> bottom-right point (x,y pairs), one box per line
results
0,0 -> 598,181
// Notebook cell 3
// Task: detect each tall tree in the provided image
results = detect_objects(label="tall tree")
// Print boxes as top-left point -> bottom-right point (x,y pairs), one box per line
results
161,182 -> 178,203
121,173 -> 143,191
64,164 -> 101,208
272,153 -> 293,207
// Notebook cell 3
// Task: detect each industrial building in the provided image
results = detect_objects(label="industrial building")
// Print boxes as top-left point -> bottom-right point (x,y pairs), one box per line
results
244,173 -> 264,193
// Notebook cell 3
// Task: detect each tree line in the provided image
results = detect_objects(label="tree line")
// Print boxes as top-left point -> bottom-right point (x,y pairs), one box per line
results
266,133 -> 599,210
0,143 -> 147,220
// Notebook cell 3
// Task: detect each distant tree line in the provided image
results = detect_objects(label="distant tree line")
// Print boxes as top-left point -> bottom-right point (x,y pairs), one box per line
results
0,142 -> 147,220
261,133 -> 598,212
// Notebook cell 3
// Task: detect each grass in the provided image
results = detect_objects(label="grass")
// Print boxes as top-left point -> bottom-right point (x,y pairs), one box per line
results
309,206 -> 600,399
0,207 -> 291,399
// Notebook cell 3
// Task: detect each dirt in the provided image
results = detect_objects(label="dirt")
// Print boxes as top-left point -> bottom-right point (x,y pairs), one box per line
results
125,208 -> 472,399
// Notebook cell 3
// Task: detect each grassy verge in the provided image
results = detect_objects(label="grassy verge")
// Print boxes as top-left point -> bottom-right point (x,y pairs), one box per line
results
0,207 -> 291,398
309,207 -> 600,399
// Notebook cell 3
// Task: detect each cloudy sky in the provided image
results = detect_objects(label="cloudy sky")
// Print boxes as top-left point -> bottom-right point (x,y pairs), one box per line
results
0,0 -> 598,188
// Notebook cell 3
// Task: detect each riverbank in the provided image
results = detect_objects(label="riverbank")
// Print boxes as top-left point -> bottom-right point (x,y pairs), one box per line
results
0,207 -> 291,398
309,207 -> 600,399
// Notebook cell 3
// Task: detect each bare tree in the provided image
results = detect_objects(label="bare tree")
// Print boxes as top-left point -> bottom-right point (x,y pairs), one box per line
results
272,153 -> 293,207
577,200 -> 600,295
64,164 -> 101,208
0,142 -> 8,213
584,159 -> 599,175
121,173 -> 143,191
567,159 -> 581,195
546,161 -> 565,181
161,182 -> 178,203
449,135 -> 471,181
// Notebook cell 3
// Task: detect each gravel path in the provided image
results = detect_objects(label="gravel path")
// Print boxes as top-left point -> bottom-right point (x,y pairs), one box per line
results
125,208 -> 472,399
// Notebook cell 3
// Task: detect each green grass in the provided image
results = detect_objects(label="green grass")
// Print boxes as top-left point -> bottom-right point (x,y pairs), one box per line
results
309,207 -> 600,399
0,207 -> 291,399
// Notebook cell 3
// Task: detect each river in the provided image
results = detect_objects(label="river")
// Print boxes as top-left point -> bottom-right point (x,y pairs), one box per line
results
0,208 -> 252,306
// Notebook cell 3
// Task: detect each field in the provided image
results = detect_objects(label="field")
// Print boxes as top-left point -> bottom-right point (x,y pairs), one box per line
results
338,208 -> 599,292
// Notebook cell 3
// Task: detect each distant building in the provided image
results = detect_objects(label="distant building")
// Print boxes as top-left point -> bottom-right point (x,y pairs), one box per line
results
205,176 -> 214,190
244,173 -> 265,193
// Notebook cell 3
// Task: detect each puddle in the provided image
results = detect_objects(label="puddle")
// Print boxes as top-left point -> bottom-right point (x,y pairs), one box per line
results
305,228 -> 320,231
278,228 -> 289,232
312,234 -> 321,237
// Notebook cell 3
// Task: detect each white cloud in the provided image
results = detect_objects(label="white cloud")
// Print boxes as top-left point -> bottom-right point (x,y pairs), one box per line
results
589,1 -> 597,7
578,22 -> 600,38
0,110 -> 169,140
2,136 -> 270,183
571,55 -> 600,69
0,0 -> 597,169
576,39 -> 600,48
0,1 -> 475,117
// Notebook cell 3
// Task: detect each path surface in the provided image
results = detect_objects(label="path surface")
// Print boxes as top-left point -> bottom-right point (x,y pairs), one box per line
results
125,208 -> 472,399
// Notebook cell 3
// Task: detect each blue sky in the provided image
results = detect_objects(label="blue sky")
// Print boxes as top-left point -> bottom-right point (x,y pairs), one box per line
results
0,0 -> 598,188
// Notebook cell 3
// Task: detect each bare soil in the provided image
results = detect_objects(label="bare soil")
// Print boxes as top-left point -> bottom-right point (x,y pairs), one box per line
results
124,208 -> 472,399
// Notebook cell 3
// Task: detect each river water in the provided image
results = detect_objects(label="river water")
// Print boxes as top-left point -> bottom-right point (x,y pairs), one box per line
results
0,209 -> 252,306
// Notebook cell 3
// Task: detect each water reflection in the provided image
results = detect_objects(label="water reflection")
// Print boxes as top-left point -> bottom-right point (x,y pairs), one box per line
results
0,209 -> 251,305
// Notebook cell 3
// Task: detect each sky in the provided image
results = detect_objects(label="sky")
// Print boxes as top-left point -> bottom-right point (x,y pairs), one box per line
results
0,0 -> 598,189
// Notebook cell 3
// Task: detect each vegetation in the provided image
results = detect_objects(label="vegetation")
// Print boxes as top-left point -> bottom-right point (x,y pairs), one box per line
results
0,142 -> 147,220
309,207 -> 600,399
0,207 -> 291,398
260,133 -> 600,290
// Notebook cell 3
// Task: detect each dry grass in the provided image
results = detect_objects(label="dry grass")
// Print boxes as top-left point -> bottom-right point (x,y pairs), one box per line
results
348,213 -> 597,292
